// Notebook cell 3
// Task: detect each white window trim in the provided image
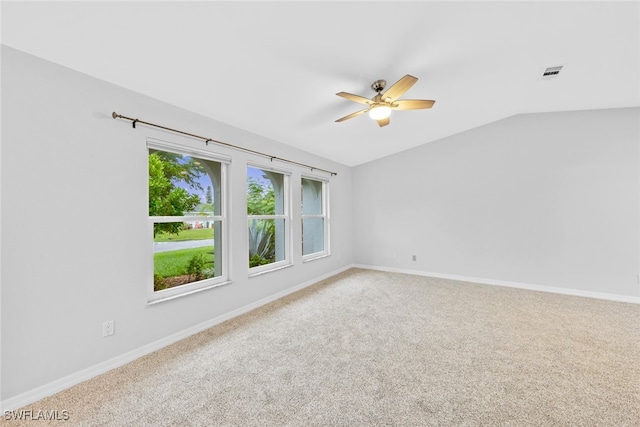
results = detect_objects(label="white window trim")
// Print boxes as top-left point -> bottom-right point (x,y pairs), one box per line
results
147,143 -> 230,304
301,175 -> 330,262
147,138 -> 231,165
247,163 -> 292,276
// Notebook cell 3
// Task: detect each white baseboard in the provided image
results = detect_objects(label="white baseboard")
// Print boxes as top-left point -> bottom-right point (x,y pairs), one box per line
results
0,264 -> 354,412
353,264 -> 640,304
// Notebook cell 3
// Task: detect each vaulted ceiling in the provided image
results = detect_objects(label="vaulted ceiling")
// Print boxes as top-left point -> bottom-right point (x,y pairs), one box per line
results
2,1 -> 639,166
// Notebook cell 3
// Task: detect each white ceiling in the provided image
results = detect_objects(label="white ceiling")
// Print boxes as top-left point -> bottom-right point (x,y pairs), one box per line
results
2,1 -> 639,166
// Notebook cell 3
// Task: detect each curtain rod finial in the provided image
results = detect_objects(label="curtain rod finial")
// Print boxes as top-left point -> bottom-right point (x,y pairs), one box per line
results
112,112 -> 118,119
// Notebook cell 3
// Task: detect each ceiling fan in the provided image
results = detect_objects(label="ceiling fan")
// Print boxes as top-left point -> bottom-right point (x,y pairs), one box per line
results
335,74 -> 435,127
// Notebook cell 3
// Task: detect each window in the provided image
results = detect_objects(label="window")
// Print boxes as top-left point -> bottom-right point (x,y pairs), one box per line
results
302,177 -> 329,259
247,165 -> 290,273
148,140 -> 228,301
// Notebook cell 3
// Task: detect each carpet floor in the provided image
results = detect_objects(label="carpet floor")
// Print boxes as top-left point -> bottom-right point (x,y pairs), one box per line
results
4,268 -> 640,426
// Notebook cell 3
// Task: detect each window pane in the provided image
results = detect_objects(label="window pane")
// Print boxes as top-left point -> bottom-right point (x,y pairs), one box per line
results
247,166 -> 284,215
302,218 -> 325,256
248,218 -> 285,267
153,221 -> 220,291
149,150 -> 221,217
149,148 -> 224,294
302,178 -> 323,215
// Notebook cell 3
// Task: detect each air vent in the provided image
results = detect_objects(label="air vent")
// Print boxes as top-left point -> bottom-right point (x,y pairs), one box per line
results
541,65 -> 563,80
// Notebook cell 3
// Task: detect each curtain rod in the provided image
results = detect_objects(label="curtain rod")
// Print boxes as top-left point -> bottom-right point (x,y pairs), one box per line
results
111,111 -> 337,176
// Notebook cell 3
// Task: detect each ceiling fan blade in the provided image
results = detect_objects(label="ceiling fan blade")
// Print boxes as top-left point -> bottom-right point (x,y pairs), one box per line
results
335,109 -> 368,123
381,74 -> 418,101
377,117 -> 390,127
336,92 -> 372,105
391,99 -> 436,110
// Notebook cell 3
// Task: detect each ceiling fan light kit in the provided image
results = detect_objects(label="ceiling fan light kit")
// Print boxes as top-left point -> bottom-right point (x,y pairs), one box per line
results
336,74 -> 435,127
368,104 -> 391,120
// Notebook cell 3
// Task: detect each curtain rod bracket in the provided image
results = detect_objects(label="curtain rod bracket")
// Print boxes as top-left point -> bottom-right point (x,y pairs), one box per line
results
205,139 -> 211,146
132,119 -> 139,129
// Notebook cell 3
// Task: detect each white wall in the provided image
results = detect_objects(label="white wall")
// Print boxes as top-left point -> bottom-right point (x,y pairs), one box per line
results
353,108 -> 640,299
0,47 -> 353,403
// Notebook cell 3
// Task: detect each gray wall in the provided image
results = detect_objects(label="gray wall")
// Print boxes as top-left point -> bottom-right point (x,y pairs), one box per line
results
353,108 -> 639,298
1,47 -> 354,401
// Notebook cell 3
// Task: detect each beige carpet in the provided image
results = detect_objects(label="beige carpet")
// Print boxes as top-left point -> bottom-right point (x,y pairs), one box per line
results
4,268 -> 640,426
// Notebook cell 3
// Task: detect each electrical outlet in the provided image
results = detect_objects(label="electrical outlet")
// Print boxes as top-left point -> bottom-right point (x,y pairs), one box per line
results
412,255 -> 417,261
102,320 -> 114,337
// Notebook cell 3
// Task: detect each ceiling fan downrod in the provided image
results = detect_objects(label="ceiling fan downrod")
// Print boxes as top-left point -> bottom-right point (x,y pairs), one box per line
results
371,79 -> 386,93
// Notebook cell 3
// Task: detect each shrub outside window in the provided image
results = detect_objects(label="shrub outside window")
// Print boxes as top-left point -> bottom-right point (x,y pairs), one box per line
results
247,165 -> 291,273
302,177 -> 329,259
148,140 -> 228,301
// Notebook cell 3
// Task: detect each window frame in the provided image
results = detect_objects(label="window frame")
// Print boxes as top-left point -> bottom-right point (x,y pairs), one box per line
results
247,162 -> 292,276
147,138 -> 231,304
301,174 -> 330,262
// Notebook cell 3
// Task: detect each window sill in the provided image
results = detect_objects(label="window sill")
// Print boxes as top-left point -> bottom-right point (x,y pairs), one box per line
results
248,262 -> 293,278
303,253 -> 330,263
147,280 -> 233,306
